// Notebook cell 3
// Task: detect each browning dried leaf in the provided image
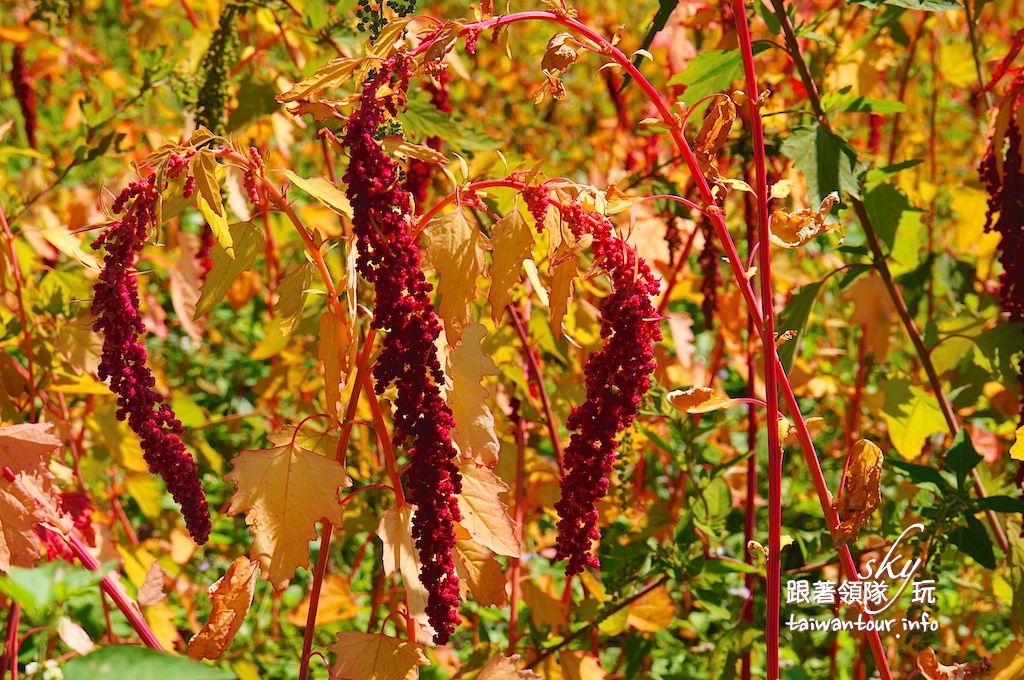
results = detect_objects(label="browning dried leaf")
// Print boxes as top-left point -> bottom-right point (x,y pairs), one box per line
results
695,97 -> 736,180
831,439 -> 883,547
917,647 -> 991,680
768,192 -> 841,248
188,557 -> 259,660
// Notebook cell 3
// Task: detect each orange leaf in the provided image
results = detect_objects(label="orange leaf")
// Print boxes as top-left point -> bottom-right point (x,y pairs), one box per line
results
477,654 -> 542,679
454,538 -> 507,607
832,439 -> 883,547
225,440 -> 349,590
187,557 -> 259,660
328,631 -> 428,680
287,574 -> 359,627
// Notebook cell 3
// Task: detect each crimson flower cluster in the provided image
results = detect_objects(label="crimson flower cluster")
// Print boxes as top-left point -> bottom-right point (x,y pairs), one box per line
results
342,58 -> 462,644
526,195 -> 662,574
980,74 -> 1024,422
91,175 -> 211,544
10,45 -> 37,149
404,70 -> 452,206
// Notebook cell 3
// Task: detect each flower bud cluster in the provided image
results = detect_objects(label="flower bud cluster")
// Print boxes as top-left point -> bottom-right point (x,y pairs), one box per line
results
525,195 -> 662,574
91,175 -> 211,543
343,58 -> 462,643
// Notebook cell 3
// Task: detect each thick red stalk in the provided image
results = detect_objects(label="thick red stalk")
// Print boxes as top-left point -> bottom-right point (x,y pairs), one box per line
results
731,1 -> 783,674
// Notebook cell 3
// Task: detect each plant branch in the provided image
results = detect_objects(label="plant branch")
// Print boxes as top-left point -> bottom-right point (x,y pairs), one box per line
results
768,0 -> 1007,554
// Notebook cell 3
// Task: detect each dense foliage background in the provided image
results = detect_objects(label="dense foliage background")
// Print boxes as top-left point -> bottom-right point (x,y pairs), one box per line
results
1,0 -> 1023,678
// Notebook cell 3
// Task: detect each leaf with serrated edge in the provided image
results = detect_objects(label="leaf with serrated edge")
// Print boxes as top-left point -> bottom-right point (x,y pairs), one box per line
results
225,442 -> 348,590
426,209 -> 488,346
319,310 -> 352,421
328,631 -> 427,680
187,557 -> 259,660
457,461 -> 520,557
276,263 -> 312,333
447,323 -> 499,465
489,209 -> 534,323
277,58 -> 364,103
454,538 -> 507,607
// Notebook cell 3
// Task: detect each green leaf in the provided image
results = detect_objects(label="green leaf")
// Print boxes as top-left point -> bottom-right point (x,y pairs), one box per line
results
822,88 -> 907,114
943,429 -> 982,489
880,379 -> 947,459
776,280 -> 824,372
780,123 -> 863,204
63,646 -> 235,680
849,0 -> 962,10
977,496 -> 1024,513
667,46 -> 769,110
195,221 -> 265,317
398,97 -> 500,153
276,262 -> 312,333
863,183 -> 925,274
226,77 -> 280,131
950,515 -> 996,569
890,459 -> 952,491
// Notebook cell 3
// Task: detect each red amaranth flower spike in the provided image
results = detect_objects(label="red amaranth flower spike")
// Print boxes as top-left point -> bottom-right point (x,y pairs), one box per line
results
10,45 -> 38,149
527,197 -> 662,574
343,57 -> 462,644
91,174 -> 211,544
980,73 -> 1024,426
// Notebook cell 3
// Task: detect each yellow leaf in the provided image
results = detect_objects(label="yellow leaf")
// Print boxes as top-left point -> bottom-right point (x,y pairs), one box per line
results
558,651 -> 606,680
454,538 -> 507,607
844,272 -> 894,359
938,42 -> 977,88
666,386 -> 738,414
426,209 -> 488,346
1010,425 -> 1024,461
125,473 -> 164,519
188,557 -> 259,660
832,439 -> 883,547
328,631 -> 428,680
488,209 -> 535,323
41,227 -> 98,269
275,263 -> 312,333
225,441 -> 349,590
196,221 -> 265,317
988,640 -> 1024,679
770,179 -> 794,199
283,170 -> 353,218
278,58 -> 366,102
193,151 -> 232,256
319,310 -> 352,421
457,461 -> 520,558
377,506 -> 429,619
287,574 -> 359,627
548,241 -> 577,339
143,600 -> 180,650
381,137 -> 448,164
367,18 -> 415,59
626,585 -> 675,632
447,323 -> 499,465
521,575 -> 567,628
477,655 -> 542,679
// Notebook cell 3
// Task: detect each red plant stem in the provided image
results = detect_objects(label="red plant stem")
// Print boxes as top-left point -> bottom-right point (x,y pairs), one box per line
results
177,0 -> 200,28
297,330 -> 376,680
69,533 -> 164,651
507,401 -> 528,654
731,2 -> 783,674
768,0 -> 1006,555
0,204 -> 37,409
414,11 -> 894,675
741,194 -> 758,680
358,370 -> 407,507
508,305 -> 564,474
3,603 -> 20,679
